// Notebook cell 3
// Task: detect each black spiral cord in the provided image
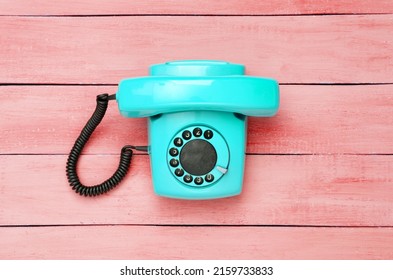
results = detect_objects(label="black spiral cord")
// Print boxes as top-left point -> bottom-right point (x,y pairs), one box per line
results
66,93 -> 147,197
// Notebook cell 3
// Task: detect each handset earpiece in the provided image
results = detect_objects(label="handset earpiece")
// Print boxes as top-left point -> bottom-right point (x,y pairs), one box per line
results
117,76 -> 279,118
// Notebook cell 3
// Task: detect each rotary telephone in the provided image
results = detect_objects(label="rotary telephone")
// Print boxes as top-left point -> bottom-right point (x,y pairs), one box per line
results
66,60 -> 279,199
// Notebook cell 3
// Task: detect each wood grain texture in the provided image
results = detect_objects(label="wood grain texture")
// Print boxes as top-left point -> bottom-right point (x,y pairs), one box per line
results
0,15 -> 392,84
0,154 -> 392,226
1,0 -> 393,15
1,226 -> 392,259
1,2 -> 392,260
1,85 -> 392,155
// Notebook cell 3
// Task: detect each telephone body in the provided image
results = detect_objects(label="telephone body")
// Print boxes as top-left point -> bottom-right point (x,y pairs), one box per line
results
116,60 -> 279,199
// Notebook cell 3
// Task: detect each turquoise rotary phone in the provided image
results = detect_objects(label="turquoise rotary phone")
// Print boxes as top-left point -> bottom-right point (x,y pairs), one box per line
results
66,60 -> 279,199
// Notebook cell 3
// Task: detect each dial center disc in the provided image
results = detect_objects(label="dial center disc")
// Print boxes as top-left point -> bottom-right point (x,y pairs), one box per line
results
180,139 -> 217,176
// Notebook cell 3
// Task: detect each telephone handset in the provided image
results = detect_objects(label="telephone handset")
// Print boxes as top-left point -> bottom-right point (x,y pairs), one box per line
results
66,60 -> 279,199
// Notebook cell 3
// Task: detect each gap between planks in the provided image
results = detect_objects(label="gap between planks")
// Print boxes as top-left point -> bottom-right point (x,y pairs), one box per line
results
1,224 -> 393,228
1,153 -> 393,156
2,13 -> 393,17
2,82 -> 393,86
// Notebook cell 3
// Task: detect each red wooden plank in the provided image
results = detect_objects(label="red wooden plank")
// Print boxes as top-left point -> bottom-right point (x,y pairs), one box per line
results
0,225 -> 392,259
1,85 -> 392,155
0,154 -> 392,226
1,0 -> 392,15
0,15 -> 392,84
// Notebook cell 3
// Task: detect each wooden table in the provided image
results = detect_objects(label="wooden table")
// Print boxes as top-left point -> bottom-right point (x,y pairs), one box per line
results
1,0 -> 393,259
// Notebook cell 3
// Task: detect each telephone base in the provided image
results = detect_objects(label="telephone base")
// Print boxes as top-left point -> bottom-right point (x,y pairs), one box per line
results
148,110 -> 246,199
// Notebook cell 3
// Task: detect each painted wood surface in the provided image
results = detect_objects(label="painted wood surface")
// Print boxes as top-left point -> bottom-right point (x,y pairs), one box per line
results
1,226 -> 393,260
1,85 -> 393,155
1,0 -> 393,16
0,154 -> 392,226
0,2 -> 392,260
0,15 -> 392,84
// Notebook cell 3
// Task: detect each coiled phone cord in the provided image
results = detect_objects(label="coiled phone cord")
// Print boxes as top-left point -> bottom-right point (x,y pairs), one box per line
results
66,93 -> 147,197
